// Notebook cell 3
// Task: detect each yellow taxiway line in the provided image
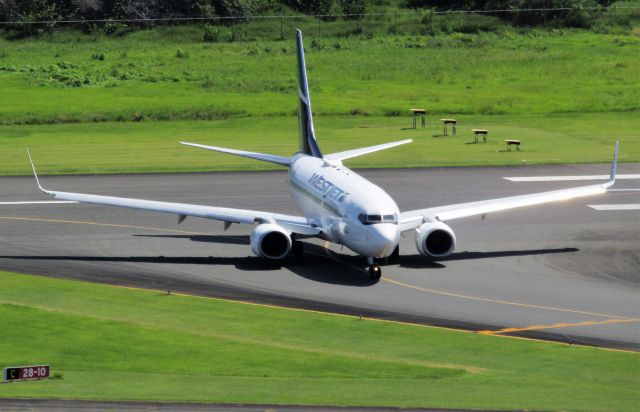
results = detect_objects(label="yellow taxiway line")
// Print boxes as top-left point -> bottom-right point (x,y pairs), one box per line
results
381,276 -> 634,320
322,241 -> 634,321
1,215 -> 636,353
0,215 -> 208,236
480,318 -> 640,335
321,241 -> 638,352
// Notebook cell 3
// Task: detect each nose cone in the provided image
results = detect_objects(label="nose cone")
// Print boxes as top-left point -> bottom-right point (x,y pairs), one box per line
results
367,224 -> 399,258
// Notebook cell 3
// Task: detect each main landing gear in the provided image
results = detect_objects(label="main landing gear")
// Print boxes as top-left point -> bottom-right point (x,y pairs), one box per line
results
366,257 -> 382,281
291,239 -> 304,259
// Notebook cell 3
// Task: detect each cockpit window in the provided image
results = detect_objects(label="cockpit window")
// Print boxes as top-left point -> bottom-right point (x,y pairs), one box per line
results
358,213 -> 397,225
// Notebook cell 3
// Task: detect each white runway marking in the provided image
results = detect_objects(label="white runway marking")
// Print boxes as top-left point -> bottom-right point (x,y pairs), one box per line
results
504,174 -> 640,182
0,201 -> 78,205
588,204 -> 640,211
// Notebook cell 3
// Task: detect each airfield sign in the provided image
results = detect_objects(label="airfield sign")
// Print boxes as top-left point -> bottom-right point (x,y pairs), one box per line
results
3,365 -> 49,381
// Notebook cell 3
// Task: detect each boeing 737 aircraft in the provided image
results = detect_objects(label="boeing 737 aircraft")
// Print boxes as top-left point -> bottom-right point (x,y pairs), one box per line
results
28,30 -> 618,280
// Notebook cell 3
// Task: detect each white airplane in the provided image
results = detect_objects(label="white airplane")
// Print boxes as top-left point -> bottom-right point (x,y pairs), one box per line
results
28,30 -> 618,280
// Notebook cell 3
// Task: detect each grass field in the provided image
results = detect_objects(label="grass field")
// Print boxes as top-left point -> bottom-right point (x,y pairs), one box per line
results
0,29 -> 638,125
0,112 -> 636,175
0,271 -> 638,410
1,25 -> 638,174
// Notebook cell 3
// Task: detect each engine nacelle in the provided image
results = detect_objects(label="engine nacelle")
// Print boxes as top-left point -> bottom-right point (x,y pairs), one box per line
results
415,222 -> 456,258
250,223 -> 292,260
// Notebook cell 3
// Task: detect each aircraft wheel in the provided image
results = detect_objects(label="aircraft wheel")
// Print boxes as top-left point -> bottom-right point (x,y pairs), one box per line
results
368,265 -> 382,281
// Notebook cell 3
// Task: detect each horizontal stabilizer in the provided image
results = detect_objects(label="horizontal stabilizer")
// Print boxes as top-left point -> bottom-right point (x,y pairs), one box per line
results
325,139 -> 412,162
180,142 -> 291,167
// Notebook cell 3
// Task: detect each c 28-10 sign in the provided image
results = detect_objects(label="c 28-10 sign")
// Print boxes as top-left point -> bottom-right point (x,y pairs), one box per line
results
3,365 -> 50,381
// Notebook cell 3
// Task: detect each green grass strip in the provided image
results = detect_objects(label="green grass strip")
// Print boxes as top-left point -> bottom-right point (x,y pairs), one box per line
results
1,112 -> 637,176
0,271 -> 638,410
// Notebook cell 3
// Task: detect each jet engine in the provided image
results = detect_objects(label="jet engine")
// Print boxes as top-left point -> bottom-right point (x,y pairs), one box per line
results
250,223 -> 292,260
415,222 -> 456,258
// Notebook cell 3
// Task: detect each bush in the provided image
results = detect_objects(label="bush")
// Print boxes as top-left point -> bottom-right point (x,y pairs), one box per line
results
202,24 -> 220,42
102,22 -> 130,37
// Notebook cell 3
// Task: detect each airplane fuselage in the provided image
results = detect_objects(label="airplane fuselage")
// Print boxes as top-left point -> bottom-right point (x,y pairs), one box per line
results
288,154 -> 400,258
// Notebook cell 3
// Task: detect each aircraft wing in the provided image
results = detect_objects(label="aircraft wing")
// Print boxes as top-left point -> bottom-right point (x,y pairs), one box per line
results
27,153 -> 321,236
399,142 -> 618,232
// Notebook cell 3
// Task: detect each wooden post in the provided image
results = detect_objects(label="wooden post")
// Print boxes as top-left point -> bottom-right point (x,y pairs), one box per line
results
280,15 -> 284,40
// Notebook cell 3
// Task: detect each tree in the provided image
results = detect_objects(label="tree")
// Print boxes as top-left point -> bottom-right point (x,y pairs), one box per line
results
340,0 -> 367,19
283,0 -> 335,15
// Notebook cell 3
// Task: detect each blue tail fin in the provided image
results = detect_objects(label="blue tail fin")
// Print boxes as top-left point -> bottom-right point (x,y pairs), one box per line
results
295,30 -> 322,158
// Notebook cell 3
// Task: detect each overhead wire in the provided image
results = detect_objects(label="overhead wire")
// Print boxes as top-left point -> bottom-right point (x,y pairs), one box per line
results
0,6 -> 637,25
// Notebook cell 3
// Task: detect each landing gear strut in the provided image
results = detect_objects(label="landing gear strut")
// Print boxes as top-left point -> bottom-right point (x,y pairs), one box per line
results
291,239 -> 304,259
366,257 -> 382,281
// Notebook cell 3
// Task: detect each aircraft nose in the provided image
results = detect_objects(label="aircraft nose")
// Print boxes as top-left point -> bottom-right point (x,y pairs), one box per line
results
368,224 -> 399,258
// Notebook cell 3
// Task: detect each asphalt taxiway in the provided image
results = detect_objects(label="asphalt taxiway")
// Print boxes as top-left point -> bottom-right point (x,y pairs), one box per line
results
0,164 -> 638,350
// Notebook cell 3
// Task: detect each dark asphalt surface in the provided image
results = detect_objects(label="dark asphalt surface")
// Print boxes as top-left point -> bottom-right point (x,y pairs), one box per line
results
0,164 -> 638,350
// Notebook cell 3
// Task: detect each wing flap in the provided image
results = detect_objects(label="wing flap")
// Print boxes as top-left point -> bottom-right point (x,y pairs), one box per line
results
47,190 -> 257,224
44,189 -> 321,235
401,182 -> 609,226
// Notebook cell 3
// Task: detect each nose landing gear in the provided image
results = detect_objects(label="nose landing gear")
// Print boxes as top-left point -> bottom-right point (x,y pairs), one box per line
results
366,257 -> 382,281
368,264 -> 382,281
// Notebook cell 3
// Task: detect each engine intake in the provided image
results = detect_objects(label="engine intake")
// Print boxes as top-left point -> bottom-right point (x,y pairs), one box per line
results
415,222 -> 456,258
250,224 -> 292,260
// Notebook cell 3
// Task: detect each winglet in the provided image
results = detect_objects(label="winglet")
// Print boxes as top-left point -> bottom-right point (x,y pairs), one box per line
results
606,141 -> 619,188
26,149 -> 47,193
